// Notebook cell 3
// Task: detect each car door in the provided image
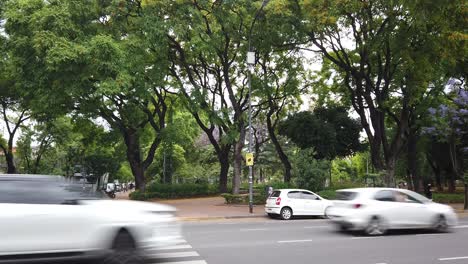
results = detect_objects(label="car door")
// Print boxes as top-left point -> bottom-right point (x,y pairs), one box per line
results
373,190 -> 402,227
301,191 -> 324,215
394,191 -> 434,227
286,191 -> 304,215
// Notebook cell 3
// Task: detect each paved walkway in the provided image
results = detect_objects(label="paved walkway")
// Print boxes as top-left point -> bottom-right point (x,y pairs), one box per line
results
151,196 -> 266,220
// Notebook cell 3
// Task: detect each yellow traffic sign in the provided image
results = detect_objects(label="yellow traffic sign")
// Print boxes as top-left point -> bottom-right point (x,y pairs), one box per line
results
246,153 -> 254,166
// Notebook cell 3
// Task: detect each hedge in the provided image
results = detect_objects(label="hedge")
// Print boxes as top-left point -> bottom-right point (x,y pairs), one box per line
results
221,193 -> 266,205
129,184 -> 219,200
433,192 -> 465,204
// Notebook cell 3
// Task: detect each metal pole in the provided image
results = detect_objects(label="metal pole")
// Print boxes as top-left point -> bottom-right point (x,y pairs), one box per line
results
247,0 -> 269,214
248,62 -> 253,214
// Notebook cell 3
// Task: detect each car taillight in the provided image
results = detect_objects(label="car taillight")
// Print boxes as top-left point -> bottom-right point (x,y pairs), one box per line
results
276,197 -> 281,205
353,203 -> 363,209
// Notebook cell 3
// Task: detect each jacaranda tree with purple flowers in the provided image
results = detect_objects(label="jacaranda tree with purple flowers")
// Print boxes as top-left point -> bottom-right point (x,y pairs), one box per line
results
423,87 -> 468,208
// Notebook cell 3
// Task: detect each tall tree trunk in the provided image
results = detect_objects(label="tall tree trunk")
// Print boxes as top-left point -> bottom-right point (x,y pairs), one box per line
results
124,132 -> 146,192
5,152 -> 16,174
233,126 -> 246,194
266,115 -> 292,183
384,157 -> 396,187
447,170 -> 456,193
218,150 -> 230,193
407,130 -> 420,192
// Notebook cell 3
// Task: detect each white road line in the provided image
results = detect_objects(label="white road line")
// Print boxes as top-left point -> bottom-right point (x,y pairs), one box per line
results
375,263 -> 387,264
154,251 -> 200,258
277,239 -> 313,243
240,228 -> 269,231
454,225 -> 468,229
304,225 -> 328,229
351,237 -> 380,240
439,256 -> 468,261
172,239 -> 188,244
156,261 -> 207,264
156,244 -> 193,250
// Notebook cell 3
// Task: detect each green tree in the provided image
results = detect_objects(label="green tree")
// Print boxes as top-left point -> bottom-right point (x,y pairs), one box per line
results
4,0 -> 170,191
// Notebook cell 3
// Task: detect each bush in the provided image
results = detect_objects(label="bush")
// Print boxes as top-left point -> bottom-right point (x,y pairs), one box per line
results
221,193 -> 266,205
129,190 -> 146,201
317,189 -> 337,200
133,183 -> 219,200
433,192 -> 465,203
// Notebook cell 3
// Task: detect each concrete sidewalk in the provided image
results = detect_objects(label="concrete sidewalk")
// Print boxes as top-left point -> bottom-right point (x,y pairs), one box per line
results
151,196 -> 267,221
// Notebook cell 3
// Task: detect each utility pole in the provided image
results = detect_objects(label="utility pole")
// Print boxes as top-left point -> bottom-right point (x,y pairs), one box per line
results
246,0 -> 269,214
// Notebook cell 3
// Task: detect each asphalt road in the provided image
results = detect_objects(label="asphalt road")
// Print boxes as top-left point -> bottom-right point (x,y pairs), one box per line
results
180,216 -> 468,264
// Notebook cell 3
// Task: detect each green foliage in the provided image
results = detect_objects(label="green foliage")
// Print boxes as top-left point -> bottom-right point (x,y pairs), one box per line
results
279,106 -> 363,160
144,184 -> 219,199
433,192 -> 465,204
221,193 -> 265,205
129,190 -> 146,201
293,148 -> 329,192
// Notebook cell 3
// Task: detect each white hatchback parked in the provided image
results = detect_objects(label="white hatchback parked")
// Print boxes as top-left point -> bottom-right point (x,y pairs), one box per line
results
326,188 -> 458,235
265,189 -> 332,220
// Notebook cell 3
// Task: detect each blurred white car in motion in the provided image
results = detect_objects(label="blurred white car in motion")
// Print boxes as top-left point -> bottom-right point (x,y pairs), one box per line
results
326,188 -> 458,235
0,174 -> 181,264
265,189 -> 333,220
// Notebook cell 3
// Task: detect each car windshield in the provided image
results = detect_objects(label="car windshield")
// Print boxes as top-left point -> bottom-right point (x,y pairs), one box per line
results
335,191 -> 358,200
403,190 -> 432,203
270,191 -> 281,198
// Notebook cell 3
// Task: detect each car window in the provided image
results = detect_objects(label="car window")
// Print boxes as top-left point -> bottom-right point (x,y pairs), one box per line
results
301,191 -> 319,200
374,190 -> 395,202
0,177 -> 102,204
270,191 -> 281,198
395,191 -> 422,204
287,191 -> 301,199
336,191 -> 358,200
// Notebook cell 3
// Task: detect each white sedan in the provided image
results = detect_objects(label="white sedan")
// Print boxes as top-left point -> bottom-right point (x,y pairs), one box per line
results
0,174 -> 181,263
265,189 -> 332,220
326,187 -> 458,235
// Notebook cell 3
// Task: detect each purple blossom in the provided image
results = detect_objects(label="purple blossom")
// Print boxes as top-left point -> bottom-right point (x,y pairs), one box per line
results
428,107 -> 436,115
459,109 -> 468,116
422,127 -> 436,135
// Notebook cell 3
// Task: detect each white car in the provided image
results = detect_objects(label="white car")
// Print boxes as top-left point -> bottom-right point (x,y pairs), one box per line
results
326,187 -> 458,235
0,174 -> 181,263
265,189 -> 332,220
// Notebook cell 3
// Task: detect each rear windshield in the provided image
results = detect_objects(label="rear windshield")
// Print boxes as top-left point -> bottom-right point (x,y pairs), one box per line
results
335,191 -> 358,201
270,191 -> 281,198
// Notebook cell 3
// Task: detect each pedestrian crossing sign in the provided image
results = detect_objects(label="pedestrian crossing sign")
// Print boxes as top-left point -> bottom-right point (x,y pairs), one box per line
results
246,153 -> 254,166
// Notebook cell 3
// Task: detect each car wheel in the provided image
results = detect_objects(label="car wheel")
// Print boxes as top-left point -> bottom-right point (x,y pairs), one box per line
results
280,207 -> 293,220
364,217 -> 386,236
433,215 -> 449,233
103,230 -> 143,264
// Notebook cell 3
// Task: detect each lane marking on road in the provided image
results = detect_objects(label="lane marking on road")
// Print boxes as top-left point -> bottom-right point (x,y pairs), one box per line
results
304,225 -> 328,229
416,233 -> 445,237
351,237 -> 381,240
439,256 -> 468,261
156,261 -> 208,264
375,262 -> 387,264
155,251 -> 200,258
240,228 -> 269,231
277,239 -> 313,243
156,244 -> 193,250
172,239 -> 188,244
454,225 -> 468,229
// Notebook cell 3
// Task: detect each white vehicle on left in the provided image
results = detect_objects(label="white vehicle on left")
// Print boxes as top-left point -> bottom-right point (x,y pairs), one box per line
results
265,189 -> 333,220
0,174 -> 181,264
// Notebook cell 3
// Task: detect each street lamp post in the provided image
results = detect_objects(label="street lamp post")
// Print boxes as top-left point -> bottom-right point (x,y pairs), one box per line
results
247,0 -> 269,214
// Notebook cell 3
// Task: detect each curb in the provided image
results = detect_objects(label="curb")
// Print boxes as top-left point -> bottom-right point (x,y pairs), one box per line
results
177,214 -> 267,222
